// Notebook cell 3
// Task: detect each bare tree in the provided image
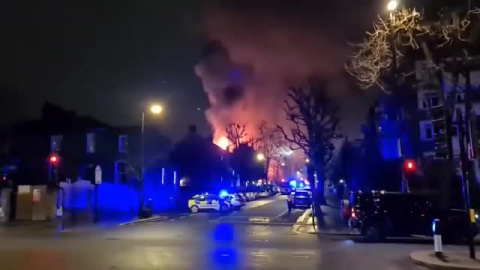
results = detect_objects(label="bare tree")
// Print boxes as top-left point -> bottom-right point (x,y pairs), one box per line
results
278,80 -> 340,221
346,7 -> 480,92
226,123 -> 247,149
257,121 -> 287,181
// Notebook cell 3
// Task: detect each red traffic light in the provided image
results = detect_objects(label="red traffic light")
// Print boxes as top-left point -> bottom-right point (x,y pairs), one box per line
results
404,159 -> 416,171
49,154 -> 60,165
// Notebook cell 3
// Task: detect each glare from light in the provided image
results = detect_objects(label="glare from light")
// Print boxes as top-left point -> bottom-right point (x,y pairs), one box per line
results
256,153 -> 265,161
296,170 -> 301,175
217,137 -> 230,150
281,162 -> 286,166
150,104 -> 163,114
387,0 -> 398,11
339,179 -> 345,184
219,189 -> 228,198
305,158 -> 310,163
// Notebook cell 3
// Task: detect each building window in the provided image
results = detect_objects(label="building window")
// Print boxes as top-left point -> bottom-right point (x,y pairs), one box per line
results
422,96 -> 439,109
118,135 -> 129,153
50,135 -> 63,152
86,133 -> 96,153
425,125 -> 433,140
114,161 -> 128,184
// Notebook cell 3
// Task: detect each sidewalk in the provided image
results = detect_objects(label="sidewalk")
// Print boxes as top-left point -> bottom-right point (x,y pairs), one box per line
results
292,204 -> 357,235
410,251 -> 480,270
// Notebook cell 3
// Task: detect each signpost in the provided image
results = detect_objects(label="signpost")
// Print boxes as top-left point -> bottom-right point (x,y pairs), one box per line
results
95,166 -> 102,185
94,165 -> 101,223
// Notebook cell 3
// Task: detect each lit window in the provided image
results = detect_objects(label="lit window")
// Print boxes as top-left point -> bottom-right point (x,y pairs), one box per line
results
118,135 -> 129,153
50,135 -> 63,152
86,133 -> 96,153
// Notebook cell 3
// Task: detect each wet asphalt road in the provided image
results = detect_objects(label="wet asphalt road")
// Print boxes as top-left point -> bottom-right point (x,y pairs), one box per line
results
0,195 -> 438,269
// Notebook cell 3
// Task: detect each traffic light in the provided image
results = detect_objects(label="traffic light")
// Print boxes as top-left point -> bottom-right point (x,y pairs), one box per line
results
49,153 -> 60,166
403,159 -> 417,181
430,105 -> 449,158
404,160 -> 416,171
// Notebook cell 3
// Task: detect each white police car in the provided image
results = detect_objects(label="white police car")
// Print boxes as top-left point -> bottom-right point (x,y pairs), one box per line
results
188,194 -> 230,213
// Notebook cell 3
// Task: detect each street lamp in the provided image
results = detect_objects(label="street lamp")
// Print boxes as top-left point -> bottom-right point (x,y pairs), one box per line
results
256,153 -> 265,161
140,103 -> 163,213
387,0 -> 398,11
150,104 -> 163,114
305,158 -> 310,163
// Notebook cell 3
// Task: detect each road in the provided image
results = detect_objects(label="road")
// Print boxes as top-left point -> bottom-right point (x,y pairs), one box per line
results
0,195 -> 440,269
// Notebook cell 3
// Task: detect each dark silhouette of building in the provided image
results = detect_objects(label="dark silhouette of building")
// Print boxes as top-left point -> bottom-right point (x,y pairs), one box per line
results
0,102 -> 170,186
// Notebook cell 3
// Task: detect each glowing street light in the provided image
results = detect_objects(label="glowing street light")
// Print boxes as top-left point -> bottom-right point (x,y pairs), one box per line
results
387,0 -> 398,11
256,153 -> 265,161
305,158 -> 310,163
281,162 -> 286,167
150,104 -> 163,114
140,102 -> 163,213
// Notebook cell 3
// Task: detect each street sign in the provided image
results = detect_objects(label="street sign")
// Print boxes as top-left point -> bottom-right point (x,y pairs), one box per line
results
32,188 -> 41,203
95,165 -> 102,184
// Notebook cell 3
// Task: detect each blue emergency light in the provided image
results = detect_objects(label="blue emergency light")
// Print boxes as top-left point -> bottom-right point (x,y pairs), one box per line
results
219,190 -> 228,198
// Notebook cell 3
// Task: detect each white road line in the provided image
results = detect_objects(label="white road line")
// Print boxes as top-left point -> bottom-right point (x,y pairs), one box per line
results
276,209 -> 288,218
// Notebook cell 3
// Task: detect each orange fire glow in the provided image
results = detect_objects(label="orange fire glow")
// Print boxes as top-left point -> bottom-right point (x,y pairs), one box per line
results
216,137 -> 230,150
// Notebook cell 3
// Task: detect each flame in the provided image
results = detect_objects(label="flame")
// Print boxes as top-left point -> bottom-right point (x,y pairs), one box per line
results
216,137 -> 230,150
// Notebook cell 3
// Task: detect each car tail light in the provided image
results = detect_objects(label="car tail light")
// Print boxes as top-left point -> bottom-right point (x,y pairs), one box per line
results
351,208 -> 356,218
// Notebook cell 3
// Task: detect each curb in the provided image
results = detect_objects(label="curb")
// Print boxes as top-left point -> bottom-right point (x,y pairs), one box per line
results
118,216 -> 167,226
410,252 -> 480,270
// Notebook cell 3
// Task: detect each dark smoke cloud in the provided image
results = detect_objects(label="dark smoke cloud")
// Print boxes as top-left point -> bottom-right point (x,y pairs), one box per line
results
195,0 -> 378,142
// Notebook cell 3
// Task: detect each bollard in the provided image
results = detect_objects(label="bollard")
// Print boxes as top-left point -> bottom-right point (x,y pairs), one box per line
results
432,219 -> 443,258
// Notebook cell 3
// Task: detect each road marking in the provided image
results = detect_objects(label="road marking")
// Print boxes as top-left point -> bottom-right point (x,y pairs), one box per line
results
276,209 -> 288,218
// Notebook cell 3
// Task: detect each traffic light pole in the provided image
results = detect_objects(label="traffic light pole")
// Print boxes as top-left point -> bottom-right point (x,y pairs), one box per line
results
457,109 -> 476,259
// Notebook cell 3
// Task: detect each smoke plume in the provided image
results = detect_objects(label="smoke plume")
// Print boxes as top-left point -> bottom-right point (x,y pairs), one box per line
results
195,1 -> 377,145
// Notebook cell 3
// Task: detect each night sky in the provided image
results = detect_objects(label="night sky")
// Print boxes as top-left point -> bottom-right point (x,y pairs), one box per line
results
1,1 -> 379,141
1,0 -> 209,139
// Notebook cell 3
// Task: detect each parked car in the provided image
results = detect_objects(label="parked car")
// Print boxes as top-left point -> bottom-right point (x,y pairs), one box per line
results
224,194 -> 246,209
236,193 -> 248,203
348,191 -> 477,242
258,189 -> 270,198
287,190 -> 312,213
188,194 -> 230,213
280,186 -> 292,195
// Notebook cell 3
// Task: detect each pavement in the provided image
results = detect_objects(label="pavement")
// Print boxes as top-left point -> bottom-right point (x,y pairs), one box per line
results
0,194 -> 452,269
411,251 -> 480,269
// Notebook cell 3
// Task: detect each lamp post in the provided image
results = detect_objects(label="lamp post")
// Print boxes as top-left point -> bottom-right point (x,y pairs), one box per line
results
140,104 -> 163,213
